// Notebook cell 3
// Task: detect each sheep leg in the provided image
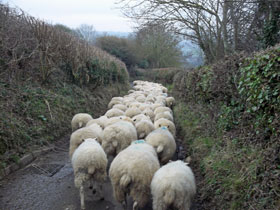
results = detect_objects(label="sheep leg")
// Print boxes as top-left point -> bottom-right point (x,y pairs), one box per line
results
97,183 -> 104,200
132,201 -> 138,210
122,194 -> 128,210
80,185 -> 85,210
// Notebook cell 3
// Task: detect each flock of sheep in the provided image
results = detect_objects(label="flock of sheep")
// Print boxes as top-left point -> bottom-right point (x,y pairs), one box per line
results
69,80 -> 196,210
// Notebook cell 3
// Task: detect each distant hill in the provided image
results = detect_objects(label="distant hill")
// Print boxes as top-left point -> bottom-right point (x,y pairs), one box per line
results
96,31 -> 131,38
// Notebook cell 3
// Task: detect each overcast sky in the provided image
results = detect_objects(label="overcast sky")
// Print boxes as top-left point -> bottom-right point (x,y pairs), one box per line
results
3,0 -> 134,32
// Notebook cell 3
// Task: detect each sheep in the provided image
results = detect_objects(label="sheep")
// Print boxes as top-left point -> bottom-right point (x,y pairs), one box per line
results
71,138 -> 108,210
71,113 -> 93,132
125,107 -> 142,118
105,116 -> 133,127
109,140 -> 160,210
154,111 -> 174,122
135,120 -> 155,139
86,116 -> 108,129
154,118 -> 176,138
165,96 -> 175,108
136,95 -> 146,103
154,106 -> 172,116
132,114 -> 151,125
155,96 -> 167,105
69,123 -> 103,158
101,121 -> 137,157
145,127 -> 176,164
139,103 -> 152,112
151,103 -> 164,112
151,160 -> 196,210
105,108 -> 125,118
128,102 -> 141,109
113,104 -> 128,112
108,97 -> 123,109
143,108 -> 155,122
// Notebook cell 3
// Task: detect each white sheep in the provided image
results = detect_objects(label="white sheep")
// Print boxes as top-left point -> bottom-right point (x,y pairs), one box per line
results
101,121 -> 137,156
86,116 -> 108,129
154,106 -> 172,116
143,108 -> 155,122
151,160 -> 196,210
105,116 -> 133,127
135,120 -> 155,139
108,97 -> 123,109
145,127 -> 176,164
154,111 -> 174,122
151,103 -> 164,112
125,107 -> 142,118
109,140 -> 160,210
71,138 -> 108,210
132,114 -> 151,125
113,104 -> 128,112
69,123 -> 103,158
71,113 -> 93,132
136,95 -> 146,103
165,96 -> 175,108
105,108 -> 125,118
154,118 -> 176,138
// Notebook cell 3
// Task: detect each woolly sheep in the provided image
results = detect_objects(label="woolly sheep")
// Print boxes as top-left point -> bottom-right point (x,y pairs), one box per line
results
105,116 -> 133,127
165,96 -> 175,108
154,106 -> 172,116
151,160 -> 196,210
105,108 -> 125,118
101,121 -> 137,156
71,113 -> 93,132
151,103 -> 164,111
86,116 -> 108,129
108,97 -> 123,109
113,104 -> 127,112
145,127 -> 176,164
154,111 -> 174,122
71,138 -> 108,210
154,118 -> 176,138
136,95 -> 146,103
69,123 -> 103,158
125,107 -> 142,118
143,108 -> 155,122
128,102 -> 141,109
109,141 -> 160,210
155,96 -> 166,105
135,120 -> 155,139
132,114 -> 151,125
138,103 -> 151,111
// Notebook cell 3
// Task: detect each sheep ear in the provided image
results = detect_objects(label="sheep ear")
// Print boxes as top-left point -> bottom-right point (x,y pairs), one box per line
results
157,145 -> 164,153
78,122 -> 83,128
113,140 -> 118,147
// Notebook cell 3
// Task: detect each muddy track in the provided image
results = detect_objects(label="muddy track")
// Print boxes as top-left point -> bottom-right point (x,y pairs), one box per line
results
0,134 -> 198,210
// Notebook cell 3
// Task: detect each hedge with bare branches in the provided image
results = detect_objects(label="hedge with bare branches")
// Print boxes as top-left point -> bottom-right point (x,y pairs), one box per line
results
0,3 -> 129,86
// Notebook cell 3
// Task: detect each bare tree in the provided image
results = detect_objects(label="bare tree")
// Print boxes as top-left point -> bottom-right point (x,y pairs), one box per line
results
75,24 -> 97,45
117,0 -> 279,63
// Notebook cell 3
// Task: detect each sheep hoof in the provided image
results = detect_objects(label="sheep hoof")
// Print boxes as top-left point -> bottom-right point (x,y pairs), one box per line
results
89,186 -> 93,190
92,189 -> 97,194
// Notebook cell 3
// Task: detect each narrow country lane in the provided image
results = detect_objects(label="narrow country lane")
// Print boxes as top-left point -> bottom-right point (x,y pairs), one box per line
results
0,136 -> 152,210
